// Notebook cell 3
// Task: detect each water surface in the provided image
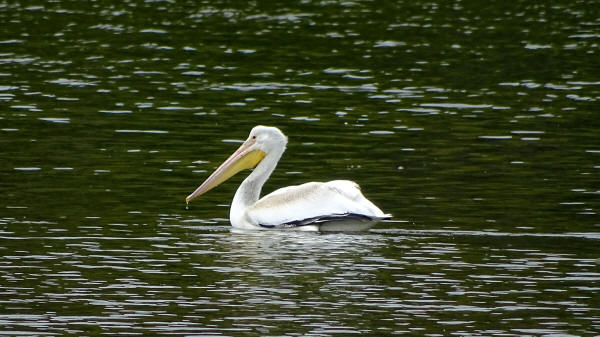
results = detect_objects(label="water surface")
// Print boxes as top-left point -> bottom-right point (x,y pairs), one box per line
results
1,0 -> 599,335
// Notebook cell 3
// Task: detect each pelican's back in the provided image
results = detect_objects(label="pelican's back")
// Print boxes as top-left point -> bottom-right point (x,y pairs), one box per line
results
245,180 -> 387,229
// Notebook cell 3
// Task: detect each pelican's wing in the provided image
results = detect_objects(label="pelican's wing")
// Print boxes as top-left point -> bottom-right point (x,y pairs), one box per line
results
246,180 -> 389,228
257,213 -> 378,230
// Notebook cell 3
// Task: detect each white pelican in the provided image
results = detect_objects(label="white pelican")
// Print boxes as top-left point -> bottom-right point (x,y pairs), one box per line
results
186,126 -> 390,231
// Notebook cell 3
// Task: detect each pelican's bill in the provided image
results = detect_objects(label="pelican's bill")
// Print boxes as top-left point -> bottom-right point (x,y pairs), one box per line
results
186,142 -> 266,203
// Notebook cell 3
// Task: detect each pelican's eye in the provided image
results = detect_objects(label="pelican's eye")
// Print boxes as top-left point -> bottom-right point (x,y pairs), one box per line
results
252,135 -> 256,140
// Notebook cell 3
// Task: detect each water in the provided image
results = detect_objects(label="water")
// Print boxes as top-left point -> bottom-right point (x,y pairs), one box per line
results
1,226 -> 599,336
1,0 -> 599,335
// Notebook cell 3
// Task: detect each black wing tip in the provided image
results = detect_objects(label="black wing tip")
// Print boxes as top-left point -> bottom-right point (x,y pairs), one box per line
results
259,213 -> 379,229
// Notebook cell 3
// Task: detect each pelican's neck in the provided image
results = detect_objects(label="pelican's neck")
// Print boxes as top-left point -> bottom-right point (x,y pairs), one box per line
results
231,146 -> 284,218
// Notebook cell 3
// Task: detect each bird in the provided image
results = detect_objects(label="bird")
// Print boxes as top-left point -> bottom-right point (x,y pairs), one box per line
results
186,125 -> 390,231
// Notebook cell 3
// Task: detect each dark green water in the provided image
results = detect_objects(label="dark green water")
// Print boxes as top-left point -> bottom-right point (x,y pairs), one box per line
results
1,0 -> 599,336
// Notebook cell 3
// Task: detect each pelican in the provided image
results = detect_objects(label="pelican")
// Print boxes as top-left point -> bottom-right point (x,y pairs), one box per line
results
186,126 -> 390,231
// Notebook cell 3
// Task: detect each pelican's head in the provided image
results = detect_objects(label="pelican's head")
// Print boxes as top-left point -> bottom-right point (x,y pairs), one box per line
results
247,125 -> 288,154
186,125 -> 287,203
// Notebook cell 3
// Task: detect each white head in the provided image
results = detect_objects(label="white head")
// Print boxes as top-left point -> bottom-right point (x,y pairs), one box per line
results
186,125 -> 288,203
246,125 -> 288,154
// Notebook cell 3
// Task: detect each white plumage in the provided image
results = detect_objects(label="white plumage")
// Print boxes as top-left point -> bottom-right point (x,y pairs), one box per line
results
186,126 -> 390,231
